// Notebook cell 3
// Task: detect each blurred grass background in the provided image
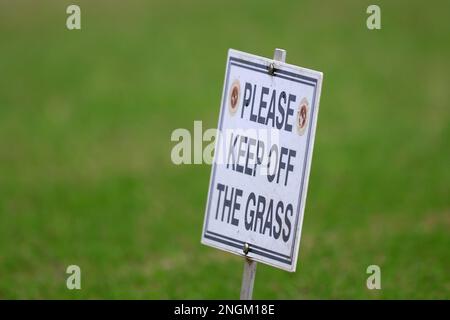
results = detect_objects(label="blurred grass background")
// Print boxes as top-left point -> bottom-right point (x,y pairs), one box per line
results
0,0 -> 449,299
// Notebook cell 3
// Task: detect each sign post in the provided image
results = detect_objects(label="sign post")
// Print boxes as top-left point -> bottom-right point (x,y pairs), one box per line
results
240,257 -> 257,300
201,47 -> 323,298
239,48 -> 287,300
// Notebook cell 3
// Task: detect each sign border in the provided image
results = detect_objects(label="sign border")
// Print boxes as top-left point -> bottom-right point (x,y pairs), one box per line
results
201,49 -> 323,272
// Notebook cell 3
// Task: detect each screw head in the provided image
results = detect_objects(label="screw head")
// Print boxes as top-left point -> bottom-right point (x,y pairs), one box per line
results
268,62 -> 275,75
243,243 -> 250,255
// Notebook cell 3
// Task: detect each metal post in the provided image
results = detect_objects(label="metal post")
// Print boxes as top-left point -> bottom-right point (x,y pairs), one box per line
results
240,258 -> 257,300
239,48 -> 286,301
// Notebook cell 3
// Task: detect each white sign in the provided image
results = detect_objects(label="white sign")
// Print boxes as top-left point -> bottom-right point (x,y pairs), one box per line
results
201,49 -> 323,272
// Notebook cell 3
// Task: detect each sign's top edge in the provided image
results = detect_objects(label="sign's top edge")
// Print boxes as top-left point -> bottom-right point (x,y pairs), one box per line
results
228,48 -> 323,81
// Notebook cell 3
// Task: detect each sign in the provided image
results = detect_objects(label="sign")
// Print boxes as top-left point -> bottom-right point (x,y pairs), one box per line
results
201,49 -> 323,272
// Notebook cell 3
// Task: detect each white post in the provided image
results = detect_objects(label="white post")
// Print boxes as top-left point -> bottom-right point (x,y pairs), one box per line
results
240,258 -> 257,300
239,48 -> 287,300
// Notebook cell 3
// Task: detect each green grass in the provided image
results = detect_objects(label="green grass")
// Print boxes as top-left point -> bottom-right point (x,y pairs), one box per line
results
0,0 -> 449,299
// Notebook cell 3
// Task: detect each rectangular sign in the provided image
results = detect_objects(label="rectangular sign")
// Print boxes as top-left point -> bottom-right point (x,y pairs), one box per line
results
201,49 -> 323,272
